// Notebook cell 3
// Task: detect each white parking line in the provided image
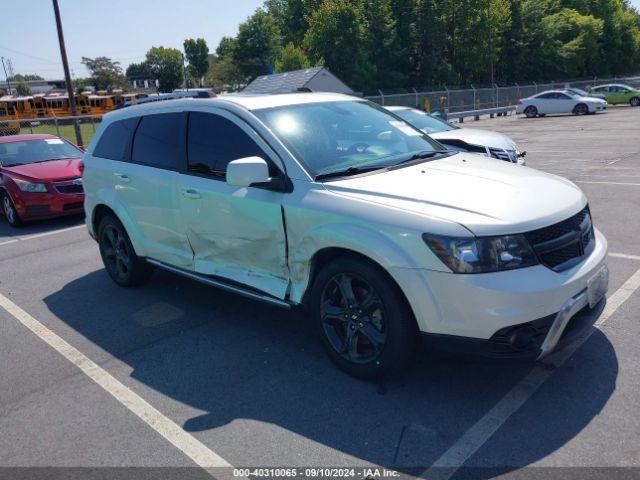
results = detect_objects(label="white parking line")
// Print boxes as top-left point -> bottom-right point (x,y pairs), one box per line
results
577,181 -> 640,186
609,252 -> 640,261
422,267 -> 640,480
0,224 -> 85,246
0,292 -> 233,473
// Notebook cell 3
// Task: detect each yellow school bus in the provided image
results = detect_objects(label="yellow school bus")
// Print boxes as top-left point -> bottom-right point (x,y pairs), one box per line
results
86,94 -> 117,115
0,96 -> 36,120
0,100 -> 21,134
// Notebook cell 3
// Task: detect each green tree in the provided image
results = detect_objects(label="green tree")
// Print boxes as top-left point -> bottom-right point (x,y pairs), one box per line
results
275,42 -> 311,72
541,8 -> 604,77
125,61 -> 152,79
145,47 -> 184,92
81,56 -> 126,90
9,73 -> 44,82
304,0 -> 373,91
15,80 -> 31,96
233,9 -> 281,80
183,38 -> 210,86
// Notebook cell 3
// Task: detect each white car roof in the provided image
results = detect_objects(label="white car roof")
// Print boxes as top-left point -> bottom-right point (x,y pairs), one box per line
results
384,105 -> 411,111
99,92 -> 362,124
219,92 -> 358,110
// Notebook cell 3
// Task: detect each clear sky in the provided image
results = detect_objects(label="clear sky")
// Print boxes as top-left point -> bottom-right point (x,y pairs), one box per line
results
0,0 -> 264,80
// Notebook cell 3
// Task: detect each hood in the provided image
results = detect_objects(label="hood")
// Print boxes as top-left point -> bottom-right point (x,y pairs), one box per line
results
2,158 -> 82,182
577,95 -> 607,104
323,153 -> 585,236
430,128 -> 517,151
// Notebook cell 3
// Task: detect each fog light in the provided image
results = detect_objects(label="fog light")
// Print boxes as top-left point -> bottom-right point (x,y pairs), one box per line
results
509,326 -> 537,350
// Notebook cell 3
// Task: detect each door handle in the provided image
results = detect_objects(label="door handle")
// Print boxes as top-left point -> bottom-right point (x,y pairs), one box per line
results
114,173 -> 130,183
181,188 -> 201,199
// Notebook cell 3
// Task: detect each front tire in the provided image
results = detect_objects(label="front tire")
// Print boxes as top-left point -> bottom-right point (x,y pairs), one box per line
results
310,257 -> 418,379
524,106 -> 538,118
98,214 -> 153,287
573,103 -> 589,115
1,192 -> 22,227
630,97 -> 640,107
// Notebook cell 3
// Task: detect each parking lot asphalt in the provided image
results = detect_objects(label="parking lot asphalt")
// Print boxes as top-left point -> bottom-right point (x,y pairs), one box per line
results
0,106 -> 639,479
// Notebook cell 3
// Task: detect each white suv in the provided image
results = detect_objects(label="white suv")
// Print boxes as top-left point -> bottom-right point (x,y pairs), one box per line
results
83,93 -> 609,378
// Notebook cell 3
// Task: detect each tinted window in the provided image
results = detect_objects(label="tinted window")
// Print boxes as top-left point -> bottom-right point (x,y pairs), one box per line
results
131,113 -> 182,169
537,93 -> 555,99
93,117 -> 138,160
187,112 -> 265,176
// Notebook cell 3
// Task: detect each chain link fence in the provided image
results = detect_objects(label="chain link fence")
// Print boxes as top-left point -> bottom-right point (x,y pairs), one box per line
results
365,75 -> 640,113
0,115 -> 102,146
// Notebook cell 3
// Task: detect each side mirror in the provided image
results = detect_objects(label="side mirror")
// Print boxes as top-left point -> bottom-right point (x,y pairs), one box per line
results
226,156 -> 270,188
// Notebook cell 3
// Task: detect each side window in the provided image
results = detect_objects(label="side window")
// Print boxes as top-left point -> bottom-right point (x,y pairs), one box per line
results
558,93 -> 571,99
537,93 -> 555,99
187,111 -> 267,176
93,117 -> 139,161
131,113 -> 182,169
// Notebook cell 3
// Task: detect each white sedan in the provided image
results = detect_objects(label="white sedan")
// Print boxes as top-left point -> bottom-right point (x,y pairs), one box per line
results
516,90 -> 607,118
386,106 -> 525,165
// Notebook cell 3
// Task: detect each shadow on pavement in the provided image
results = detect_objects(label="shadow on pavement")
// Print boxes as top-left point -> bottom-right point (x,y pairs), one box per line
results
44,267 -> 618,474
0,213 -> 84,240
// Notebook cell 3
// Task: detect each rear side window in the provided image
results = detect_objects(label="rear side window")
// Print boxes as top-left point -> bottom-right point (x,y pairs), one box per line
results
187,112 -> 265,176
93,117 -> 138,160
131,113 -> 183,169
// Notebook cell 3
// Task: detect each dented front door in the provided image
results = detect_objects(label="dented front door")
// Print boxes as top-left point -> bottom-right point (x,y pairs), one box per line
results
178,177 -> 289,298
177,108 -> 289,299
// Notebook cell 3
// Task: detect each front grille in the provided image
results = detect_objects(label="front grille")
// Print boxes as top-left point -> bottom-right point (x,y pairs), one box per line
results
53,178 -> 83,194
526,205 -> 594,272
55,184 -> 84,194
489,148 -> 516,163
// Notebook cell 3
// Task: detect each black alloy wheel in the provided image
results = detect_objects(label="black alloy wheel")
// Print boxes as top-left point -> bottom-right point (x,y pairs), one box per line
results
320,272 -> 387,365
98,215 -> 152,287
311,257 -> 418,379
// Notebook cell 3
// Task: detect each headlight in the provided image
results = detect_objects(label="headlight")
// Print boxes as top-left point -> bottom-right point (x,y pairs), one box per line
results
13,178 -> 48,193
423,233 -> 538,273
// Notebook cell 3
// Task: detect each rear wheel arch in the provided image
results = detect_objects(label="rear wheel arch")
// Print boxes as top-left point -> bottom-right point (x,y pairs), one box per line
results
92,204 -> 117,236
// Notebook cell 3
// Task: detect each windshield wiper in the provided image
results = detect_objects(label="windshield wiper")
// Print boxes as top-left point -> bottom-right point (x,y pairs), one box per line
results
315,165 -> 387,181
395,150 -> 451,165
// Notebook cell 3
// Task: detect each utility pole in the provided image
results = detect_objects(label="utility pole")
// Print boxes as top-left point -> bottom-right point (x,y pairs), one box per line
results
1,57 -> 12,95
488,0 -> 494,85
52,0 -> 83,146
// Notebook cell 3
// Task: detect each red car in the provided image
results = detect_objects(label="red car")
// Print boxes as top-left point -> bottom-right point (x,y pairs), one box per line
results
0,134 -> 84,227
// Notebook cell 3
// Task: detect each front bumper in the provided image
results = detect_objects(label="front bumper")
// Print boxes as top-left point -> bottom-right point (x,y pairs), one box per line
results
9,189 -> 85,220
390,229 -> 609,357
421,290 -> 605,360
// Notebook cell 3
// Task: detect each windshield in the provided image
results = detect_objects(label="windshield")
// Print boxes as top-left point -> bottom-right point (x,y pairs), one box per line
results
392,108 -> 457,133
0,138 -> 82,167
254,100 -> 446,177
569,88 -> 588,96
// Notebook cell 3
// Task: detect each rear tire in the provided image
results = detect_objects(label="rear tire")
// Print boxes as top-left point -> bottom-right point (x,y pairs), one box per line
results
310,257 -> 419,379
573,103 -> 589,115
1,192 -> 22,227
524,106 -> 538,118
98,214 -> 153,287
630,97 -> 640,107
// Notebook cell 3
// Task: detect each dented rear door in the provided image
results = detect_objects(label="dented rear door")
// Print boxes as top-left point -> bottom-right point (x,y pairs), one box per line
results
178,109 -> 289,299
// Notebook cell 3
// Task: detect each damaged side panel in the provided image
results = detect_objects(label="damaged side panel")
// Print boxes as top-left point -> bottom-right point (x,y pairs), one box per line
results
178,173 -> 289,299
